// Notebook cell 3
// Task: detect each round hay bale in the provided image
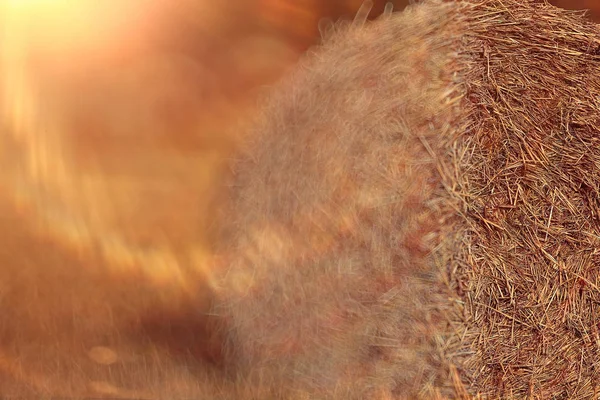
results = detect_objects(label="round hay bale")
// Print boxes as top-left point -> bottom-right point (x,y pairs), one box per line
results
211,0 -> 600,398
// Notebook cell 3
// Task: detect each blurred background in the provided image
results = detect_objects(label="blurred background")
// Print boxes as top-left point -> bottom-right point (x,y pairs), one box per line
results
0,0 -> 415,289
2,0 -> 597,287
0,0 -> 599,397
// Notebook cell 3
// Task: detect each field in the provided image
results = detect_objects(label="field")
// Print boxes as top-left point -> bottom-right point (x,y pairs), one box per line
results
1,0 -> 599,398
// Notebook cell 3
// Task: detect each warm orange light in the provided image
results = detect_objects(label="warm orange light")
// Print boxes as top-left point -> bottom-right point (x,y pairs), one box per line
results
0,0 -> 218,290
1,0 -> 154,61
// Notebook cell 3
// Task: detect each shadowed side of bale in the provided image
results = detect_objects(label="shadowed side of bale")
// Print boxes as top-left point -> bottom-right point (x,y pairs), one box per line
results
212,2 -> 467,399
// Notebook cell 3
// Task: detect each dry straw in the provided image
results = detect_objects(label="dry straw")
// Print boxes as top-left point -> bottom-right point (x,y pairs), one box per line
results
451,0 -> 600,398
4,0 -> 596,398
212,0 -> 600,399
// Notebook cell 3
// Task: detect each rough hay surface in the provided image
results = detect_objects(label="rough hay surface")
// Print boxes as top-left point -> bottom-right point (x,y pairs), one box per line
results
453,1 -> 600,398
213,0 -> 600,399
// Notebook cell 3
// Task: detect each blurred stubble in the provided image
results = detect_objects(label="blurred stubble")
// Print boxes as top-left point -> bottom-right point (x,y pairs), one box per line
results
0,0 -> 597,287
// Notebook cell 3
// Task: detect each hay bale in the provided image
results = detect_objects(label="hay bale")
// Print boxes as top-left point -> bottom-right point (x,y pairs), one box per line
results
211,0 -> 600,398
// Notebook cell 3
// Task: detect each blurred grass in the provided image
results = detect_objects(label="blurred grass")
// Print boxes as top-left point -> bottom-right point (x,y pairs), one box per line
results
0,0 -> 598,397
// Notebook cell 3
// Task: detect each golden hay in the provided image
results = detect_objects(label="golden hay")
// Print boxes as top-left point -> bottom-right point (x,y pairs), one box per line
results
451,1 -> 600,398
211,0 -> 600,398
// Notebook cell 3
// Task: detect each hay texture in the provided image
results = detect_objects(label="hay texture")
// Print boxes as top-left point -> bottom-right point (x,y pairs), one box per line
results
212,0 -> 600,399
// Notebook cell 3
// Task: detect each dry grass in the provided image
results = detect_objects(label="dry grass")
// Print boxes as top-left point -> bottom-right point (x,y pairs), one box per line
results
3,0 -> 600,399
213,0 -> 600,398
447,0 -> 600,398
